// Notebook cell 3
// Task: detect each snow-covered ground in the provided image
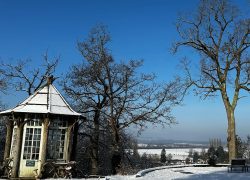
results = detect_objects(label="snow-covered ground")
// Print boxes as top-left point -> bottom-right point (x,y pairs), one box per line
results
106,166 -> 250,180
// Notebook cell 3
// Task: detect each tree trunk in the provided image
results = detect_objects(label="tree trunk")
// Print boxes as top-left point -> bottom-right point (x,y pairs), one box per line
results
90,145 -> 98,175
3,120 -> 13,160
226,107 -> 236,161
111,120 -> 121,175
221,88 -> 237,162
90,110 -> 100,175
111,148 -> 121,175
11,121 -> 24,178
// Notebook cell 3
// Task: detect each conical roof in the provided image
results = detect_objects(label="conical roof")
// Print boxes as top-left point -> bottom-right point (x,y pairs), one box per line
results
0,80 -> 81,116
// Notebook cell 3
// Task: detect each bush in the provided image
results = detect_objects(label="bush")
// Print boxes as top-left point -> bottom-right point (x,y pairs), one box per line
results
207,155 -> 217,166
185,157 -> 191,164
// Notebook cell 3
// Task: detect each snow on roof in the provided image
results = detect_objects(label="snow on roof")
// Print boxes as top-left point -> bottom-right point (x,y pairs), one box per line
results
0,83 -> 81,116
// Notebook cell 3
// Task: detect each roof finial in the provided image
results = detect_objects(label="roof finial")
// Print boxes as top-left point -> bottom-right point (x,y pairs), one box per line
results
47,75 -> 54,85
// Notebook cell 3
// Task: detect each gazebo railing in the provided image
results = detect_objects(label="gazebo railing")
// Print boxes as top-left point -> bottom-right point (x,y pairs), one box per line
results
0,157 -> 13,178
40,160 -> 84,178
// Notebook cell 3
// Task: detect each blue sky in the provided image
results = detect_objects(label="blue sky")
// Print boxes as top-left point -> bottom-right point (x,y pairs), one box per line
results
0,0 -> 249,142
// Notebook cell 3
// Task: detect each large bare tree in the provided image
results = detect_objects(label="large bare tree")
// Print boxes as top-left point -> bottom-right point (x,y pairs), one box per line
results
173,0 -> 250,161
64,25 -> 181,174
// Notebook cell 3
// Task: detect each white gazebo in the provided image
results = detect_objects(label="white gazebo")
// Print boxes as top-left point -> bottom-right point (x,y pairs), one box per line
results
0,77 -> 81,178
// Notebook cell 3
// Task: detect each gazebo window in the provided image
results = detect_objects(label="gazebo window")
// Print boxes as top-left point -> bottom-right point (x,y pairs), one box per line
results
47,118 -> 67,160
23,120 -> 42,160
27,119 -> 42,126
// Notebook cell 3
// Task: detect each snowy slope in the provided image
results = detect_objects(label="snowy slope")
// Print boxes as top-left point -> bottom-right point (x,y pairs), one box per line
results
106,166 -> 250,180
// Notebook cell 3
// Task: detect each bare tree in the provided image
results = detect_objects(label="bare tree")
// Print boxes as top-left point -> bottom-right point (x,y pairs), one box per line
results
104,62 -> 181,174
63,25 -> 111,175
1,52 -> 59,95
0,68 -> 7,160
0,67 -> 8,109
64,25 -> 181,174
173,0 -> 250,161
0,69 -> 7,93
0,67 -> 8,161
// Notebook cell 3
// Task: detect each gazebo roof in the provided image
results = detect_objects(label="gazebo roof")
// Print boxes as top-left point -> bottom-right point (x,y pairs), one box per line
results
0,80 -> 81,116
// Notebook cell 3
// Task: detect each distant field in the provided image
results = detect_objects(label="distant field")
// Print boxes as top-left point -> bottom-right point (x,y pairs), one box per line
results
138,148 -> 207,160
